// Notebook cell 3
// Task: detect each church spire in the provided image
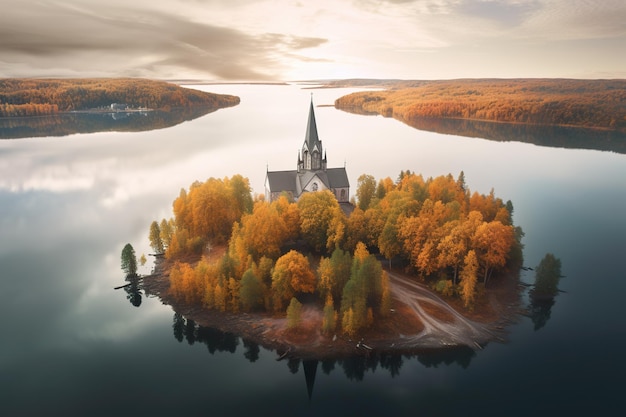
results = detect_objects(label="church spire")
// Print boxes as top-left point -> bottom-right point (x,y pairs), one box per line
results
304,97 -> 320,151
301,97 -> 323,171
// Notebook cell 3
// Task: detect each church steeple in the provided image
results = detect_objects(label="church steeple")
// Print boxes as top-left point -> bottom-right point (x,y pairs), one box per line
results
304,98 -> 320,150
300,98 -> 324,171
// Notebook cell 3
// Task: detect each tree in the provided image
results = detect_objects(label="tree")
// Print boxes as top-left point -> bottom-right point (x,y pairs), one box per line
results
345,207 -> 368,252
471,221 -> 515,284
298,190 -> 343,253
380,271 -> 392,317
459,250 -> 479,310
286,297 -> 303,329
317,256 -> 334,301
238,201 -> 288,260
322,296 -> 337,334
149,221 -> 164,254
436,221 -> 466,284
532,253 -> 562,298
271,250 -> 316,311
160,218 -> 174,248
139,253 -> 147,266
121,243 -> 138,277
240,268 -> 265,312
356,174 -> 377,210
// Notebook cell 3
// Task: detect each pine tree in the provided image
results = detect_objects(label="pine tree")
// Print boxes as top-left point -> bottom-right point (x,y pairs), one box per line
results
121,243 -> 138,277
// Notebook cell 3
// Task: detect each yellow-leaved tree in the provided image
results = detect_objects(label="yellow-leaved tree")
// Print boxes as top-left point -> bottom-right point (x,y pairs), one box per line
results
271,250 -> 315,312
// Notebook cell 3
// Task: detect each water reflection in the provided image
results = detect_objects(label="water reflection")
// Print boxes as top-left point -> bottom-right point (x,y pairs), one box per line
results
170,313 -> 479,383
525,254 -> 564,331
338,106 -> 626,154
0,106 -> 223,139
123,276 -> 143,307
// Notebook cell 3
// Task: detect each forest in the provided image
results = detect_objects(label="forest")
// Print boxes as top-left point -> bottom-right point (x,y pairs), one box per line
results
333,78 -> 626,133
147,171 -> 522,337
0,78 -> 239,117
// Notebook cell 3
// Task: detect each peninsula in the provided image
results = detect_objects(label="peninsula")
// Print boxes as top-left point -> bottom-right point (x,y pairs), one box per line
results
332,78 -> 626,133
0,78 -> 239,117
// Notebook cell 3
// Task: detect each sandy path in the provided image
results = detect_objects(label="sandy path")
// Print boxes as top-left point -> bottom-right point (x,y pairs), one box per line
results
388,272 -> 494,349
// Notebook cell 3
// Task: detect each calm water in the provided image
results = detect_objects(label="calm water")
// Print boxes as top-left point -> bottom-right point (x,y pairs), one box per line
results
1,84 -> 625,416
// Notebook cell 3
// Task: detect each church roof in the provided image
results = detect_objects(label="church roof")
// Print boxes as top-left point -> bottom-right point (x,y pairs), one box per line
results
296,168 -> 350,193
325,167 -> 350,188
266,170 -> 297,193
266,167 -> 349,195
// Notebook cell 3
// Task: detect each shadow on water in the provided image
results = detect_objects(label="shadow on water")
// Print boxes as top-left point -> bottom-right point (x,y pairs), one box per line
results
0,106 -> 221,139
339,106 -> 626,154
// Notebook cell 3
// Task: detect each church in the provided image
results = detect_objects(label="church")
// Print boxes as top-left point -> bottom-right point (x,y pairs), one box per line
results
264,99 -> 350,204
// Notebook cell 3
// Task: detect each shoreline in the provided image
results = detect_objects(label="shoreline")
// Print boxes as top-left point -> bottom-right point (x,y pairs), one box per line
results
141,256 -> 523,360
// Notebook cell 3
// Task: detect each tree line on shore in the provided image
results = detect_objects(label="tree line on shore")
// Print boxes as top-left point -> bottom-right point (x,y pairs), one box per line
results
0,78 -> 239,117
334,78 -> 626,132
143,170 -> 522,336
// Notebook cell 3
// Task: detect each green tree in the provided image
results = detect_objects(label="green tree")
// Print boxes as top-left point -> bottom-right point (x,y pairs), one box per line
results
240,268 -> 265,312
322,296 -> 337,334
121,243 -> 138,277
533,253 -> 562,297
286,297 -> 303,329
149,220 -> 164,254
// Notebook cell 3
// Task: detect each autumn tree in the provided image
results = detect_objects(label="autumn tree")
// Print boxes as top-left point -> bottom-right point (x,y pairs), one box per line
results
459,250 -> 479,310
159,218 -> 174,249
472,221 -> 515,284
271,250 -> 316,312
121,243 -> 138,277
169,261 -> 202,304
273,195 -> 301,242
345,207 -> 368,252
356,174 -> 377,210
298,190 -> 345,253
149,221 -> 164,254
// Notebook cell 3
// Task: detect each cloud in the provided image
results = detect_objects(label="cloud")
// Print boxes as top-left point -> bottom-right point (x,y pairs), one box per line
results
0,0 -> 624,80
0,1 -> 327,80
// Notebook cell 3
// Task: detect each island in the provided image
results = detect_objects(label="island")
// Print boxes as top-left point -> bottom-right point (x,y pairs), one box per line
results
135,170 -> 524,360
0,78 -> 239,138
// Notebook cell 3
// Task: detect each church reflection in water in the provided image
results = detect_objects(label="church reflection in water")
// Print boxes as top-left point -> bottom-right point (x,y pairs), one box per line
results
169,313 -> 478,401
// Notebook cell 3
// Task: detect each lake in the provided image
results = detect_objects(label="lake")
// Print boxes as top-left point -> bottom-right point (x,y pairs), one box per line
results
1,83 -> 625,416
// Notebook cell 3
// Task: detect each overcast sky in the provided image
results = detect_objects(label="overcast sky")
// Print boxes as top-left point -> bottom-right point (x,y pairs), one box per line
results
1,0 -> 624,81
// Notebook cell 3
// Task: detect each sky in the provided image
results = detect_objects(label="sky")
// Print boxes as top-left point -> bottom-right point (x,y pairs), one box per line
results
0,0 -> 624,81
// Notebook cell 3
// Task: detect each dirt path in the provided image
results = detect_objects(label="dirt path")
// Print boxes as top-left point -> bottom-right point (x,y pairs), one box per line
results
387,272 -> 495,349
